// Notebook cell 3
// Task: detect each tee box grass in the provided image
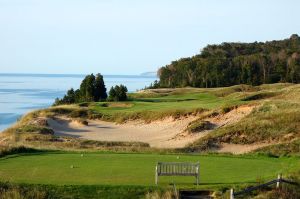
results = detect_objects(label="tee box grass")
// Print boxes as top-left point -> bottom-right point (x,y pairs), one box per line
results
0,152 -> 298,187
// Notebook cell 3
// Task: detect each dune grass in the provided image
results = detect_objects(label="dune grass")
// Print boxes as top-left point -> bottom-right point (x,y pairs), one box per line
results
185,84 -> 300,152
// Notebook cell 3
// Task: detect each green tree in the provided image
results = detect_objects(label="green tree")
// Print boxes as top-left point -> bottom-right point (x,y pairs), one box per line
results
108,86 -> 117,101
94,73 -> 107,101
85,74 -> 95,102
118,84 -> 128,101
108,85 -> 128,101
155,34 -> 300,88
53,73 -> 108,105
64,88 -> 76,104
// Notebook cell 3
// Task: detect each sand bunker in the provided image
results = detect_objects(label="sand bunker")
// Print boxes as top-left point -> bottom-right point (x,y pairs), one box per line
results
48,116 -> 202,148
48,105 -> 259,151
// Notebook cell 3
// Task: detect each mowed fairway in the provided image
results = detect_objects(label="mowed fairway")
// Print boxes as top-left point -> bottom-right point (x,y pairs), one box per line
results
91,92 -> 243,116
0,152 -> 298,186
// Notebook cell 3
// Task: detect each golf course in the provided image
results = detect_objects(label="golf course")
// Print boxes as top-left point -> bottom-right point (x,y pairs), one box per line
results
1,33 -> 300,198
0,83 -> 299,198
2,0 -> 300,198
0,152 -> 297,186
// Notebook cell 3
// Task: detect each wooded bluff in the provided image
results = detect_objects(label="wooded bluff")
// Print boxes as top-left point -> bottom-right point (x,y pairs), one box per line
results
156,34 -> 300,88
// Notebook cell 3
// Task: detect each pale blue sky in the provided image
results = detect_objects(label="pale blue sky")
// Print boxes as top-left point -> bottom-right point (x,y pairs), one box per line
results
0,0 -> 299,75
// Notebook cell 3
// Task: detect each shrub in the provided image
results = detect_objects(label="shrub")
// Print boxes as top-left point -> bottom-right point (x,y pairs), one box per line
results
17,125 -> 54,135
49,107 -> 73,115
69,109 -> 88,118
220,105 -> 237,114
187,121 -> 214,133
78,102 -> 90,107
0,146 -> 41,158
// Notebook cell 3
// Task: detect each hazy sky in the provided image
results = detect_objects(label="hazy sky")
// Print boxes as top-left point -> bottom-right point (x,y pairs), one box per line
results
0,0 -> 299,75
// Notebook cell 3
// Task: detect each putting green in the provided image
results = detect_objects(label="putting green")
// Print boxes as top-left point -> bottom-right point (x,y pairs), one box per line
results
0,152 -> 298,186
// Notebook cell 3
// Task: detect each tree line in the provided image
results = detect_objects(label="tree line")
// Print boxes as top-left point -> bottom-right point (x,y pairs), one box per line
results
54,73 -> 128,105
154,34 -> 300,88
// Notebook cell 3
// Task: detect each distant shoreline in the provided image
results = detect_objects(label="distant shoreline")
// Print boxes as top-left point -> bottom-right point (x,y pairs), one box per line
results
0,73 -> 157,78
0,74 -> 157,131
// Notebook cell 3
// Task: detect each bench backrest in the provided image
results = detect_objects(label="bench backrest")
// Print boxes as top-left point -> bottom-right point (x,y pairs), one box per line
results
156,162 -> 199,176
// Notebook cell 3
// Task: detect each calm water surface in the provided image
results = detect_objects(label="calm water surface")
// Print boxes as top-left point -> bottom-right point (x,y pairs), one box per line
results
0,74 -> 157,131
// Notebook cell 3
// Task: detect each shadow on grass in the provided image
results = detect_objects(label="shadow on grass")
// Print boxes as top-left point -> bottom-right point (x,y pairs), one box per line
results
0,148 -> 67,160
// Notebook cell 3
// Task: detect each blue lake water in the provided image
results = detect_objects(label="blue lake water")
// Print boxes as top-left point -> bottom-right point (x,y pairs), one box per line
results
0,73 -> 157,131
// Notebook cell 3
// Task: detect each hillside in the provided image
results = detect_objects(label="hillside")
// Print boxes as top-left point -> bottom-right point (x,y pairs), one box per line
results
1,83 -> 299,155
157,34 -> 300,88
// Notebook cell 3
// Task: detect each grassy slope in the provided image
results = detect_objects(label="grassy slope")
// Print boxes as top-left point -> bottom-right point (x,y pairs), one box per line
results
49,83 -> 295,124
186,84 -> 300,153
2,83 -> 299,154
90,91 -> 243,122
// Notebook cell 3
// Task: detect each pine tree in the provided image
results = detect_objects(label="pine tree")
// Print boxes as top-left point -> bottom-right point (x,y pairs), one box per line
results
53,73 -> 109,105
94,73 -> 107,101
108,85 -> 128,101
108,86 -> 117,101
119,84 -> 128,101
85,74 -> 95,102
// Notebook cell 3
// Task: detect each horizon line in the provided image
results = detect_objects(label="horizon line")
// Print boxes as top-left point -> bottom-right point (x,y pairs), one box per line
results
0,72 -> 157,77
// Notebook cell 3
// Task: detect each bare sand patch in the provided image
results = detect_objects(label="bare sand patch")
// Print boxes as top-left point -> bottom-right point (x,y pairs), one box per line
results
209,105 -> 256,127
48,116 -> 202,148
172,105 -> 257,142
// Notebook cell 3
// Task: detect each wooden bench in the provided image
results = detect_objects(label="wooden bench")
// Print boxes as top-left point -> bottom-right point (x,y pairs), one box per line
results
155,162 -> 200,185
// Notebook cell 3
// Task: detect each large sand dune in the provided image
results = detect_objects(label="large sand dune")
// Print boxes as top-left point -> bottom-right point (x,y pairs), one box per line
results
48,105 -> 257,150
